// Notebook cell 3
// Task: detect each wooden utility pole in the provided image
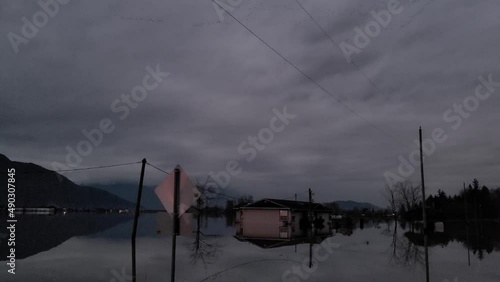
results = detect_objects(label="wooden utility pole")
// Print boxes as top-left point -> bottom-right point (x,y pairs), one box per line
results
132,158 -> 147,282
308,188 -> 313,268
419,127 -> 430,282
308,189 -> 313,227
171,168 -> 180,282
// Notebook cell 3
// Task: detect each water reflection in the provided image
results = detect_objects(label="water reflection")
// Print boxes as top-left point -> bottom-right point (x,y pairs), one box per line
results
382,219 -> 500,269
235,235 -> 328,249
390,231 -> 425,267
186,213 -> 222,267
0,214 -> 131,261
233,214 -> 354,250
1,215 -> 499,282
404,221 -> 500,261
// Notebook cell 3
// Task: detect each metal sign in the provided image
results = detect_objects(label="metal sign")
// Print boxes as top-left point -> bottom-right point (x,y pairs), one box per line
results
154,164 -> 200,217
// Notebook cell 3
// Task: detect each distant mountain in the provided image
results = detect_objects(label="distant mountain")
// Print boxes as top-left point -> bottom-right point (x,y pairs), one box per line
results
0,154 -> 135,209
91,182 -> 162,210
91,182 -> 244,210
329,200 -> 383,211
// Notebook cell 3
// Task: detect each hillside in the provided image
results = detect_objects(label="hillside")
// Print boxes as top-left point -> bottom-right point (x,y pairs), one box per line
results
91,182 -> 244,210
0,154 -> 135,209
91,182 -> 162,210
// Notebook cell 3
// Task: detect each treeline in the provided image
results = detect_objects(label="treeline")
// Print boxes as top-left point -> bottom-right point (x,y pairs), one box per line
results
384,179 -> 500,222
427,179 -> 500,221
323,201 -> 388,218
224,194 -> 254,215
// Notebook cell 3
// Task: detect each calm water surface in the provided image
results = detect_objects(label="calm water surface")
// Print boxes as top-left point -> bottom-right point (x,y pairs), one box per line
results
0,214 -> 499,282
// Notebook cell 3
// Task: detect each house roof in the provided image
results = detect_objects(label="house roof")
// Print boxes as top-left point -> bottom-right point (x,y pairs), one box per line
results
240,198 -> 332,212
233,202 -> 249,209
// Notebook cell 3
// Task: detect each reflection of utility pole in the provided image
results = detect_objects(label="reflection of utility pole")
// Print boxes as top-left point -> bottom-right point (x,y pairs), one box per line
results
464,182 -> 470,267
419,127 -> 430,282
309,188 -> 313,268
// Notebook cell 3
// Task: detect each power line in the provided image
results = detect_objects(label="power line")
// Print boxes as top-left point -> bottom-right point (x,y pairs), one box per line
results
2,161 -> 142,175
400,0 -> 437,29
294,0 -> 391,100
56,161 -> 142,172
146,162 -> 170,175
210,0 -> 404,147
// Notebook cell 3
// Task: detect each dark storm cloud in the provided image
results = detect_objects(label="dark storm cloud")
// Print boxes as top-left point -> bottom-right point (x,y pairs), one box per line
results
1,0 -> 500,206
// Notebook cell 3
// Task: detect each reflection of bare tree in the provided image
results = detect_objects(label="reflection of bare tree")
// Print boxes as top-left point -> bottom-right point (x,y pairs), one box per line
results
385,222 -> 425,267
382,220 -> 399,263
395,232 -> 425,267
186,214 -> 222,268
382,219 -> 398,237
186,181 -> 222,270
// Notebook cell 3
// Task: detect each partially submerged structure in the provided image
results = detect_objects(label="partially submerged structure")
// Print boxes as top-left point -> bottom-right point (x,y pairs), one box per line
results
234,198 -> 334,241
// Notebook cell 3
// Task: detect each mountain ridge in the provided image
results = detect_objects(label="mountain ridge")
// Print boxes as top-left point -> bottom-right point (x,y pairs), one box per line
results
0,154 -> 136,209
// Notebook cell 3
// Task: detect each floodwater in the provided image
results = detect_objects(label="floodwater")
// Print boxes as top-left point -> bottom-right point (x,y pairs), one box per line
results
0,214 -> 499,282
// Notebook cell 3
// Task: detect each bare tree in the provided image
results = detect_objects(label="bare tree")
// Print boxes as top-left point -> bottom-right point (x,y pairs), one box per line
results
409,183 -> 422,209
396,180 -> 421,211
383,183 -> 398,218
384,180 -> 423,233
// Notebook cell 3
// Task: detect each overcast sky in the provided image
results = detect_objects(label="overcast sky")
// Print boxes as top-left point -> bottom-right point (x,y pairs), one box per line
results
1,0 -> 500,206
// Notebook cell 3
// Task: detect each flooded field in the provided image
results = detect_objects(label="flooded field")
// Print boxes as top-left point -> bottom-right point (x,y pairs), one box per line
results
1,214 -> 499,282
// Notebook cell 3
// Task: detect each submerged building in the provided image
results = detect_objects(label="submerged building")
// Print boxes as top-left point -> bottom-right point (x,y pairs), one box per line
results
235,198 -> 334,241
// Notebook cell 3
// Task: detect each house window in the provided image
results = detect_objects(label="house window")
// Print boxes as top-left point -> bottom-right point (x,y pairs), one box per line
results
279,226 -> 288,238
279,210 -> 288,221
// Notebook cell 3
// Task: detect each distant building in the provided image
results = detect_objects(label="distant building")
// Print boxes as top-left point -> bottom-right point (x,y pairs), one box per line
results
235,198 -> 334,240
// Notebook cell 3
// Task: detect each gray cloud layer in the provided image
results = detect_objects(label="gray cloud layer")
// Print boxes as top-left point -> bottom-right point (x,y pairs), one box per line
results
1,0 -> 500,206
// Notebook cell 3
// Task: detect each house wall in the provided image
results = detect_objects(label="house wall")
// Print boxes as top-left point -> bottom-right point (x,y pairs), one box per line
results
241,208 -> 288,239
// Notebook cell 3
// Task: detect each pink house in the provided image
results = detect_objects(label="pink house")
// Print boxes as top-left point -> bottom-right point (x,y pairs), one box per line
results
235,198 -> 333,240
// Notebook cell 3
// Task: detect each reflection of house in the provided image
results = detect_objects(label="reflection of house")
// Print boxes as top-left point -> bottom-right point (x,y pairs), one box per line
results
235,198 -> 333,240
14,207 -> 56,215
234,235 -> 327,249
